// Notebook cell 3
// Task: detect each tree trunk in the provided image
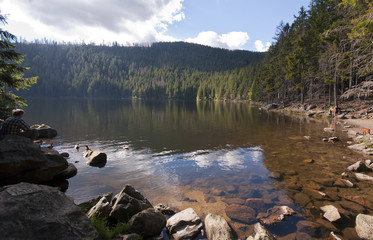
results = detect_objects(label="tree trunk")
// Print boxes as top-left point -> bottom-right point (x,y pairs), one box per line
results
334,56 -> 338,107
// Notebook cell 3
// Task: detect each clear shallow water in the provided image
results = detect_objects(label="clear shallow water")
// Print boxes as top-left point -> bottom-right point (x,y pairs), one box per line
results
24,98 -> 372,239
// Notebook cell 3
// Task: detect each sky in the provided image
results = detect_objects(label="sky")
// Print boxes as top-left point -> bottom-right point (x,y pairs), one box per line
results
0,0 -> 311,52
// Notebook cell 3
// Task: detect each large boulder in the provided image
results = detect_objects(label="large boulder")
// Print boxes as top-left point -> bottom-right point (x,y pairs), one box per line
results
0,135 -> 47,180
204,213 -> 237,240
166,208 -> 203,240
127,208 -> 166,238
355,214 -> 373,240
31,124 -> 58,138
54,163 -> 78,180
0,182 -> 99,239
110,185 -> 153,223
0,135 -> 68,185
85,149 -> 107,168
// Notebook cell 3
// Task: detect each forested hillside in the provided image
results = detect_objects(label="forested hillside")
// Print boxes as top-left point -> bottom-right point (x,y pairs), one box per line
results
16,42 -> 264,100
259,0 -> 372,106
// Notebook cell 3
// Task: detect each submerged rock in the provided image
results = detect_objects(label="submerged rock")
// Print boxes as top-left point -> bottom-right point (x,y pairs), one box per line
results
355,214 -> 373,240
225,204 -> 256,224
258,205 -> 296,225
0,183 -> 99,239
320,205 -> 341,222
166,208 -> 203,240
355,172 -> 373,182
204,213 -> 237,240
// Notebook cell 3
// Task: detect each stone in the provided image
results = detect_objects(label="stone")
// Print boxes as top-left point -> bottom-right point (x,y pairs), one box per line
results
246,223 -> 275,240
268,172 -> 282,179
293,192 -> 311,207
296,221 -> 321,237
348,143 -> 367,152
110,185 -> 153,223
225,204 -> 256,224
355,172 -> 373,182
154,203 -> 176,215
302,188 -> 326,200
204,213 -> 236,240
118,233 -> 143,240
347,161 -> 371,172
244,198 -> 266,212
324,127 -> 335,132
86,150 -> 107,168
31,124 -> 58,138
304,159 -> 314,163
223,198 -> 246,205
78,192 -> 113,213
127,208 -> 166,238
320,205 -> 341,222
258,206 -> 296,225
166,208 -> 203,240
87,196 -> 112,219
54,163 -> 78,180
328,137 -> 339,142
329,231 -> 342,240
0,183 -> 99,239
0,135 -> 47,181
338,200 -> 366,212
355,214 -> 373,240
60,152 -> 69,158
267,103 -> 278,110
333,179 -> 354,188
344,195 -> 373,209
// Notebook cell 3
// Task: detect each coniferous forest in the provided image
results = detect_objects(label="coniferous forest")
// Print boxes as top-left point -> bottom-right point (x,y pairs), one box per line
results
15,0 -> 372,105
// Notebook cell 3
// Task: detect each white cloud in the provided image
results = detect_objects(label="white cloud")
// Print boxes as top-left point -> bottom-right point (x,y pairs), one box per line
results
186,31 -> 249,50
254,40 -> 271,52
0,0 -> 184,44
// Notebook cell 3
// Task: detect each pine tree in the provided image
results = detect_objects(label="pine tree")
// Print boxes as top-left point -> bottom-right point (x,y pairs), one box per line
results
0,14 -> 37,118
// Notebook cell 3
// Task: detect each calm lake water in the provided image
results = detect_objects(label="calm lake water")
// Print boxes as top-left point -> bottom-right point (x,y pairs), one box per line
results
24,98 -> 372,239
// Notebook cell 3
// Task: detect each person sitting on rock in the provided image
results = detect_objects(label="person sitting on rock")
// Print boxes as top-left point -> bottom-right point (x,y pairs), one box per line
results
1,109 -> 38,140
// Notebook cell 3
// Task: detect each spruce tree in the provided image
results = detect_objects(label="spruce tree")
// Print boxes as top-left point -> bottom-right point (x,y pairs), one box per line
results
0,14 -> 37,118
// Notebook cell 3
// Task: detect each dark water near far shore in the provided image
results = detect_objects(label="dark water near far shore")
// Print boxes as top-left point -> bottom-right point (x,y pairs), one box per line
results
24,98 -> 373,239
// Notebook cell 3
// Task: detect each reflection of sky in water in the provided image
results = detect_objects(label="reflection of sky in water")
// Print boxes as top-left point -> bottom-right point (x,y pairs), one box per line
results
54,140 -> 264,203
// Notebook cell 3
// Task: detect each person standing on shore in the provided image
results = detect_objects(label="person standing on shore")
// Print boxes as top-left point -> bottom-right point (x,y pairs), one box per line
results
0,109 -> 38,140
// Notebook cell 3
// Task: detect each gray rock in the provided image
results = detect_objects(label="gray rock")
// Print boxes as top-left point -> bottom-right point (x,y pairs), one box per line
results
0,135 -> 47,181
154,203 -> 176,215
267,103 -> 278,110
347,161 -> 371,172
246,223 -> 275,240
320,205 -> 341,222
355,214 -> 373,240
31,124 -> 58,138
0,182 -> 99,239
205,213 -> 237,240
355,172 -> 373,182
127,208 -> 166,237
328,137 -> 339,142
166,208 -> 203,240
324,127 -> 335,132
348,143 -> 366,152
78,192 -> 113,213
110,185 -> 152,223
55,163 -> 78,179
86,150 -> 107,168
87,196 -> 112,219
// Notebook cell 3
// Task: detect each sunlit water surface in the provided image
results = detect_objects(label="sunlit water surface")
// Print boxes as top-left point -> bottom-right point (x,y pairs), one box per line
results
24,98 -> 372,239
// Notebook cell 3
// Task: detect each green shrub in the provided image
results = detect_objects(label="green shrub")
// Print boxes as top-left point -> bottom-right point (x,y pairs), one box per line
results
90,214 -> 128,240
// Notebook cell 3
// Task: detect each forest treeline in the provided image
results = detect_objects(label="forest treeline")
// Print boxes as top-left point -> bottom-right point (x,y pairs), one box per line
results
259,0 -> 372,106
16,0 -> 372,104
16,41 -> 264,100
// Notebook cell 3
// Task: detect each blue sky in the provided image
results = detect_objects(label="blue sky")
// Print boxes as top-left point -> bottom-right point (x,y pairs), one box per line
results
0,0 -> 311,51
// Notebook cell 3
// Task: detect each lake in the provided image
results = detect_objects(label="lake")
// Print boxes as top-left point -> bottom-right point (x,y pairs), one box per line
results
24,98 -> 372,239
